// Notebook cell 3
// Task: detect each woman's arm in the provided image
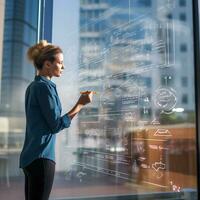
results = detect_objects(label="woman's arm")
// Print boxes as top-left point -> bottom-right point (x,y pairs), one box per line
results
67,91 -> 93,119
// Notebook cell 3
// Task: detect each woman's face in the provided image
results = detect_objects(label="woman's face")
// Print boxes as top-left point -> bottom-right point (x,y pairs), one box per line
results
48,53 -> 64,77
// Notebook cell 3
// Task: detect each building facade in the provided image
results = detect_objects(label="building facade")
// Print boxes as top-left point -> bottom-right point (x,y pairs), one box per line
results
0,0 -> 53,178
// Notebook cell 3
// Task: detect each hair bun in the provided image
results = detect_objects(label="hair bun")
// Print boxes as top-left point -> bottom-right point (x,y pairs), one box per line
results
27,40 -> 49,62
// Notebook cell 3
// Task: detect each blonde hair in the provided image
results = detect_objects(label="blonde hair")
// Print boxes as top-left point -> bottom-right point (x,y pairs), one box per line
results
27,40 -> 63,69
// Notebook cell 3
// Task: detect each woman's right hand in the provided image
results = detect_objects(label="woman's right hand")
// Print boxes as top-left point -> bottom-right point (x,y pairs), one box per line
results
78,91 -> 93,106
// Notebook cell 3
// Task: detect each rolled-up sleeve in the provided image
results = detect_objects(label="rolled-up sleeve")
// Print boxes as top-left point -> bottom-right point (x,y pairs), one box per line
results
36,83 -> 71,134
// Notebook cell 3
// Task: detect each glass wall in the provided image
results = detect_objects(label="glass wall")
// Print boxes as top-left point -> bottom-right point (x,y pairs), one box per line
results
52,0 -> 198,199
0,0 -> 198,200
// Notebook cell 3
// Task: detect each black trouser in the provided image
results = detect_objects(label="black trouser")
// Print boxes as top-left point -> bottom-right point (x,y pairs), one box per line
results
23,158 -> 55,200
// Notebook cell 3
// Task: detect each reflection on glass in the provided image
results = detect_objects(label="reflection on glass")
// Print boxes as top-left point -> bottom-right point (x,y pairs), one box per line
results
0,0 -> 198,200
73,0 -> 197,199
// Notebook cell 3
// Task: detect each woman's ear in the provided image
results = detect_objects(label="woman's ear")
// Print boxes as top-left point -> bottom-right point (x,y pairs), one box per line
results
43,60 -> 52,69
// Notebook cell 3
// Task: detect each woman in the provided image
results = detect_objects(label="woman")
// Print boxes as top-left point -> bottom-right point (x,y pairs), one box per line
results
19,40 -> 93,200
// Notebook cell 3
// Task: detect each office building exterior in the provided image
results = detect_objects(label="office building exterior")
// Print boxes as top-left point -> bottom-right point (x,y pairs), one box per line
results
0,0 -> 53,179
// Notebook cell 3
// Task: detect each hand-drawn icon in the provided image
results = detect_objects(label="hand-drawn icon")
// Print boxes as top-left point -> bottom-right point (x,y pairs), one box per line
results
100,92 -> 115,106
122,95 -> 139,105
135,141 -> 145,153
151,119 -> 160,125
138,157 -> 146,162
149,144 -> 169,151
153,87 -> 177,113
170,181 -> 181,192
124,112 -> 136,121
85,129 -> 103,137
140,163 -> 150,169
76,171 -> 87,182
152,161 -> 166,179
154,129 -> 172,137
152,161 -> 165,171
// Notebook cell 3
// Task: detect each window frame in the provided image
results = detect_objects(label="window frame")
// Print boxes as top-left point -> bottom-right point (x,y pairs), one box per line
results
192,0 -> 200,198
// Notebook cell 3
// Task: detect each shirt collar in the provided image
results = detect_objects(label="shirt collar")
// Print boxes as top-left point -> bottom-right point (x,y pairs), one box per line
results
34,75 -> 56,87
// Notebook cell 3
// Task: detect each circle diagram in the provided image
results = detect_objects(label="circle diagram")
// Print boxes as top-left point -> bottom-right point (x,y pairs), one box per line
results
153,87 -> 177,113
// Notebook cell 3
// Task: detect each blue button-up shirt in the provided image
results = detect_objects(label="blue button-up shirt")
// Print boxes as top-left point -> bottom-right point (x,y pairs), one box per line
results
19,75 -> 71,168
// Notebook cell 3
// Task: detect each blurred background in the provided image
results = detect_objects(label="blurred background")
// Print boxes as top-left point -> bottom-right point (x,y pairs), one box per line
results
0,0 -> 199,199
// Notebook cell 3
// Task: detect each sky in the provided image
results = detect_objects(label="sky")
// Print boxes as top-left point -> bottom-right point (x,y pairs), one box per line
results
52,0 -> 80,111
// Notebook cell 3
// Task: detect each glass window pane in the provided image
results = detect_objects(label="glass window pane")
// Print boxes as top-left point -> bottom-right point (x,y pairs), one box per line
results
0,0 -> 198,199
51,0 -> 198,199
